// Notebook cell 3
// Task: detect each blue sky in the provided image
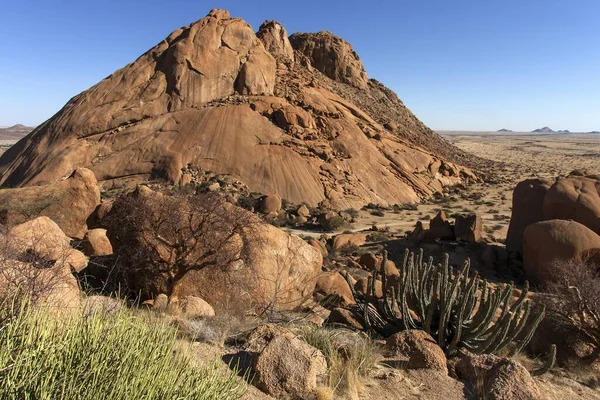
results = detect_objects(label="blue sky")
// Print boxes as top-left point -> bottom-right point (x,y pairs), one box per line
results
1,0 -> 599,131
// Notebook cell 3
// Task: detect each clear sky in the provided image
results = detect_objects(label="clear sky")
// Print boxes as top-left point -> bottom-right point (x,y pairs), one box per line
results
1,0 -> 599,132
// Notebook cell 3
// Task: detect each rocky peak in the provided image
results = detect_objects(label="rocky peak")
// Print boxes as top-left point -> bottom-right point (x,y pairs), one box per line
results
207,8 -> 230,20
289,31 -> 369,89
257,20 -> 295,61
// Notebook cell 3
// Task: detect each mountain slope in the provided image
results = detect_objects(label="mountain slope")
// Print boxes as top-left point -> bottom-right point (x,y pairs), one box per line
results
0,9 -> 476,209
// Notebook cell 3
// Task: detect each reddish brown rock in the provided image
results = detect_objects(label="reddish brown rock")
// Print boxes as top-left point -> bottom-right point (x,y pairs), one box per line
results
259,194 -> 282,214
454,213 -> 482,242
332,232 -> 368,252
0,168 -> 100,239
82,228 -> 113,256
385,330 -> 447,371
523,219 -> 600,285
315,272 -> 354,304
257,20 -> 295,60
505,178 -> 552,253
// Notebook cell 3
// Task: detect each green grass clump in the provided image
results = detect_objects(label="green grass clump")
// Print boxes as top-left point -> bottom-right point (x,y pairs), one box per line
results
0,298 -> 244,400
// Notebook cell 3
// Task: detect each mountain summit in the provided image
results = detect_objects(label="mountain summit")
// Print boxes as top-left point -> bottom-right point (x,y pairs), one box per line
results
0,9 -> 475,208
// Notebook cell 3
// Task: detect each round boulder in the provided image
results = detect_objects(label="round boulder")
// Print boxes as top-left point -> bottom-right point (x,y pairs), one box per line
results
385,330 -> 447,371
523,219 -> 600,285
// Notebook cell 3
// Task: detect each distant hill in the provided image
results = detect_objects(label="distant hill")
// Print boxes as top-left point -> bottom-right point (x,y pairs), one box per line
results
0,124 -> 34,140
589,131 -> 600,134
531,127 -> 555,133
557,130 -> 570,133
497,128 -> 513,132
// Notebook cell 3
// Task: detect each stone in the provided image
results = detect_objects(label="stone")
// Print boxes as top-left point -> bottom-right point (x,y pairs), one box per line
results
82,228 -> 113,256
8,216 -> 88,272
260,194 -> 282,214
454,213 -> 482,242
296,204 -> 311,218
253,333 -> 327,400
315,272 -> 354,304
542,176 -> 600,235
523,219 -> 600,285
426,211 -> 455,241
179,295 -> 215,318
289,31 -> 369,89
332,232 -> 368,252
385,330 -> 447,371
354,277 -> 383,297
257,20 -> 295,60
484,359 -> 541,400
358,252 -> 399,277
505,178 -> 553,252
308,239 -> 328,258
0,168 -> 100,239
152,294 -> 169,312
326,307 -> 364,330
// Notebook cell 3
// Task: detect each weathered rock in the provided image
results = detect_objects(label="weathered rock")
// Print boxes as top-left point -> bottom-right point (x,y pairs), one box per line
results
0,168 -> 100,239
543,176 -> 600,235
257,20 -> 295,60
454,213 -> 482,242
355,277 -> 383,297
385,330 -> 447,371
0,9 -> 474,212
359,252 -> 399,277
484,359 -> 541,400
179,295 -> 215,318
505,178 -> 553,253
289,31 -> 369,89
244,324 -> 296,353
82,228 -> 113,256
296,204 -> 311,218
152,293 -> 169,312
426,211 -> 455,241
253,333 -> 327,400
326,307 -> 364,330
523,219 -> 600,285
332,232 -> 368,252
315,272 -> 354,304
308,239 -> 328,258
8,217 -> 88,272
260,194 -> 282,214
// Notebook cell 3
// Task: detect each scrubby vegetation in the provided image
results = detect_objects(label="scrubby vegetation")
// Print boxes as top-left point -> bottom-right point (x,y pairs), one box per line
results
347,249 -> 546,356
0,297 -> 244,400
296,324 -> 381,399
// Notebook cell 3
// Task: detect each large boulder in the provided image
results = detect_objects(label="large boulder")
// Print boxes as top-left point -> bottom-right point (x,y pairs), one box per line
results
7,217 -> 88,272
289,31 -> 369,89
82,228 -> 113,256
257,20 -> 295,60
505,178 -> 552,252
523,219 -> 600,285
0,168 -> 100,239
332,232 -> 368,252
385,330 -> 447,371
454,213 -> 482,242
253,331 -> 327,400
104,187 -> 322,314
315,271 -> 354,304
543,176 -> 600,235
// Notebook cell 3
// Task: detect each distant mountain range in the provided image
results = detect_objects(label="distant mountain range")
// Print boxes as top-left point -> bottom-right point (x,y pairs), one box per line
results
0,124 -> 34,140
497,128 -> 513,132
493,127 -> 599,134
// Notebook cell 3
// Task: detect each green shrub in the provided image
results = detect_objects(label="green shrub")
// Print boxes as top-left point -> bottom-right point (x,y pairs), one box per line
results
0,298 -> 244,400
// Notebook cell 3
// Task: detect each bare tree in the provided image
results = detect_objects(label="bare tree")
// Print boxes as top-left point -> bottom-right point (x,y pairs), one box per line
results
104,187 -> 257,298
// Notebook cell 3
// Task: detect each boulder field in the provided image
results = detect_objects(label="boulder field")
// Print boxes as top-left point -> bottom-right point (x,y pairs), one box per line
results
0,9 -> 476,210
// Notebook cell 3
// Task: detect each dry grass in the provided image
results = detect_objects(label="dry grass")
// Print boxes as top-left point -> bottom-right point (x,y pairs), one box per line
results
295,324 -> 381,399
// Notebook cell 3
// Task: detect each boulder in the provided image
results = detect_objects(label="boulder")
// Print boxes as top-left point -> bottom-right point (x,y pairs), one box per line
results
289,31 -> 369,89
355,277 -> 383,298
82,228 -> 113,256
505,178 -> 552,253
326,307 -> 364,330
179,295 -> 215,318
244,324 -> 296,353
332,232 -> 368,252
426,211 -> 455,241
315,272 -> 354,304
259,194 -> 282,214
308,239 -> 328,258
8,217 -> 88,272
253,332 -> 327,400
257,20 -> 295,60
152,294 -> 169,312
296,204 -> 311,218
385,330 -> 447,371
454,213 -> 482,242
523,220 -> 600,285
358,252 -> 400,277
543,176 -> 600,235
0,168 -> 100,239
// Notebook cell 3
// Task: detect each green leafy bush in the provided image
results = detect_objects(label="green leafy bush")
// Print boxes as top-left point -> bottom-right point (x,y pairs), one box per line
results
0,298 -> 244,400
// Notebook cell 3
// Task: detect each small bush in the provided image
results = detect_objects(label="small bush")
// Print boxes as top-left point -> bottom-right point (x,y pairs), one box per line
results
0,297 -> 244,399
370,210 -> 385,217
296,325 -> 380,398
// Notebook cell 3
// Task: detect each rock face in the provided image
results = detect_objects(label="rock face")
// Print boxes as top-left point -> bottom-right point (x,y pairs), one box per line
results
0,168 -> 100,239
257,20 -> 295,60
523,219 -> 600,285
0,10 -> 474,210
289,31 -> 369,89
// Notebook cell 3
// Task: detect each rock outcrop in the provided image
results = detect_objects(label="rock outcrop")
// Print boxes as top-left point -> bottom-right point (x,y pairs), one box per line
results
523,219 -> 600,285
0,168 -> 100,239
0,9 -> 475,210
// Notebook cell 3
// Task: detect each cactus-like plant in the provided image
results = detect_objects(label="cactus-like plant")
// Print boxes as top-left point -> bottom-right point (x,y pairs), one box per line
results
532,344 -> 556,376
346,249 -> 545,356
